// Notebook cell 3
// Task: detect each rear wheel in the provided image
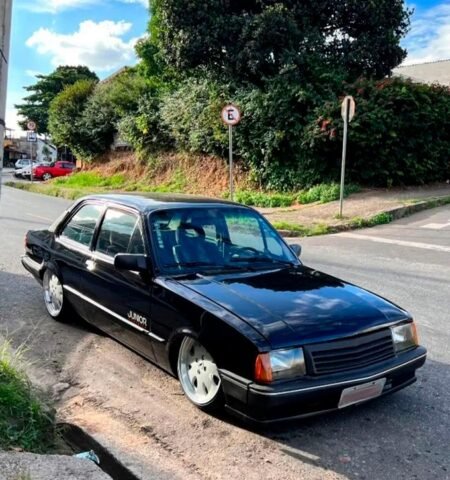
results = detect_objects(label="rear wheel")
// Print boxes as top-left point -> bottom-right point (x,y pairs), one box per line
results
177,337 -> 223,411
42,173 -> 52,181
43,270 -> 70,321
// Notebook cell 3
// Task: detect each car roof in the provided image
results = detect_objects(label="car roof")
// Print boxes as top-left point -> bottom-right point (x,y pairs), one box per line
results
82,193 -> 248,213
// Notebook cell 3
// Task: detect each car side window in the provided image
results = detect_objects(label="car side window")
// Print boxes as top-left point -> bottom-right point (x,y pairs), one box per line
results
60,204 -> 103,247
95,209 -> 145,257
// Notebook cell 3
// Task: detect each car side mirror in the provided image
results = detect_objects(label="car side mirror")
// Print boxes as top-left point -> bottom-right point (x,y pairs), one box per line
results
114,254 -> 150,273
290,243 -> 302,258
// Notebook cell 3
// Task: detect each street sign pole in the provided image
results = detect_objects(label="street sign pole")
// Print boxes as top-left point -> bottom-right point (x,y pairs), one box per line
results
27,122 -> 37,183
221,104 -> 241,202
29,137 -> 33,183
339,96 -> 355,218
229,124 -> 234,201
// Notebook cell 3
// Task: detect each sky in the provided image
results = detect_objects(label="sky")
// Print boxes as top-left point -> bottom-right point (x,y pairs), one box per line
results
5,0 -> 450,131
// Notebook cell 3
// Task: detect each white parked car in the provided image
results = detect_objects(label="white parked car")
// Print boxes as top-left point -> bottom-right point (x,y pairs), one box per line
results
15,161 -> 53,179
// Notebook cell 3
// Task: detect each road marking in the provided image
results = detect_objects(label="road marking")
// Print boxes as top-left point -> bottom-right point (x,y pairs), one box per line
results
26,213 -> 52,222
421,221 -> 450,230
339,232 -> 450,253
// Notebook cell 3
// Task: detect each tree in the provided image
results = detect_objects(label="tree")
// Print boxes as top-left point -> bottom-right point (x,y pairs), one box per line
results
147,0 -> 410,83
16,66 -> 98,134
48,79 -> 96,157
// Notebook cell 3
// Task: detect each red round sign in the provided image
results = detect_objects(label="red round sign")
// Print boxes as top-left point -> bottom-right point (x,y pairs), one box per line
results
221,105 -> 241,126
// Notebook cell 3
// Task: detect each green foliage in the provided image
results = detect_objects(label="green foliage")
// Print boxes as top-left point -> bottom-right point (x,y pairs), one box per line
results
119,91 -> 173,154
160,77 -> 229,155
48,79 -> 96,157
298,183 -> 360,204
16,66 -> 98,134
349,212 -> 393,228
150,0 -> 410,83
271,221 -> 331,237
234,191 -> 295,208
303,78 -> 450,186
0,341 -> 54,452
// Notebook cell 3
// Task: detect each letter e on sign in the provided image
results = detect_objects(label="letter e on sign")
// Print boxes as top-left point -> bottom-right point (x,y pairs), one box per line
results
222,105 -> 241,126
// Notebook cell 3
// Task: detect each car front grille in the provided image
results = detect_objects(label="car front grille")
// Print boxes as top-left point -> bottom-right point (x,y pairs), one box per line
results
304,328 -> 396,376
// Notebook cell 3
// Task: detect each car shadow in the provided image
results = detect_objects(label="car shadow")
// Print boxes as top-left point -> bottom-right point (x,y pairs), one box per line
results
248,358 -> 450,479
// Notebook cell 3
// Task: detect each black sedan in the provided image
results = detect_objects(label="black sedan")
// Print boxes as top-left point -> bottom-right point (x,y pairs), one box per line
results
22,194 -> 427,423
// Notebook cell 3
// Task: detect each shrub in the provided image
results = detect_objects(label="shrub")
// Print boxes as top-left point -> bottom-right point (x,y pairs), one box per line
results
234,190 -> 295,208
160,76 -> 230,155
303,78 -> 450,187
298,183 -> 360,204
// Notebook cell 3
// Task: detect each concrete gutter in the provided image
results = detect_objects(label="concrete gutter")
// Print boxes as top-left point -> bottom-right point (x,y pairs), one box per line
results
0,452 -> 112,480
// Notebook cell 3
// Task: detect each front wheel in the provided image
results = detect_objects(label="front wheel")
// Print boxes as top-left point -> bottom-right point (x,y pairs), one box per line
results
177,337 -> 224,411
42,270 -> 71,321
42,173 -> 52,181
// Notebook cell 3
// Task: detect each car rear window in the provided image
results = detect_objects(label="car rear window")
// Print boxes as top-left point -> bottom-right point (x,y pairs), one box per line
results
60,204 -> 103,247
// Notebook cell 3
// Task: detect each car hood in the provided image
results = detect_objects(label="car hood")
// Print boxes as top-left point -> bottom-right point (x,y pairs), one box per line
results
177,266 -> 409,349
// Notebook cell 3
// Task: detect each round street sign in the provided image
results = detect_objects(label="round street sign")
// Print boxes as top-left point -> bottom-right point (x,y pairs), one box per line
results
221,105 -> 241,126
341,96 -> 356,123
27,120 -> 36,131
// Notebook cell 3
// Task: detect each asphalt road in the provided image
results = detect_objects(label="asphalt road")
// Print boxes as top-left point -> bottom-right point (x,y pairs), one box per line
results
0,176 -> 449,480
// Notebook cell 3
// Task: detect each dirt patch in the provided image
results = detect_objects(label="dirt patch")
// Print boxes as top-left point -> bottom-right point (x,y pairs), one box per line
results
84,152 -> 251,197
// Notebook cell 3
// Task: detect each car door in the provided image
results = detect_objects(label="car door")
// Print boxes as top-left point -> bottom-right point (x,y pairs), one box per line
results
87,207 -> 157,361
53,202 -> 105,319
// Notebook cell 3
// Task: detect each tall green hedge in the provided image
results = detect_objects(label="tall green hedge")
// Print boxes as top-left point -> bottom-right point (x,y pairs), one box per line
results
304,78 -> 450,187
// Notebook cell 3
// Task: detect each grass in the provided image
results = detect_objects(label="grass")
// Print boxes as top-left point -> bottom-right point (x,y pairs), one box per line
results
272,221 -> 331,236
233,190 -> 295,208
0,340 -> 55,453
53,171 -> 126,188
349,212 -> 394,228
297,183 -> 360,204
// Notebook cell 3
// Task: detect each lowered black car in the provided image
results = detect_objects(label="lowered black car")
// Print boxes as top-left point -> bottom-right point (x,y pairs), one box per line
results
22,194 -> 426,423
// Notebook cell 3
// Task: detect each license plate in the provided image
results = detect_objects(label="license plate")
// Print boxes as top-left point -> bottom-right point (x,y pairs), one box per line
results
338,378 -> 386,409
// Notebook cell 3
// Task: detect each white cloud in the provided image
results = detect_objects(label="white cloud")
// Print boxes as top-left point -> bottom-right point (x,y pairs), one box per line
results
25,70 -> 44,78
22,0 -> 148,13
22,0 -> 101,14
404,3 -> 450,64
120,0 -> 148,6
26,20 -> 138,72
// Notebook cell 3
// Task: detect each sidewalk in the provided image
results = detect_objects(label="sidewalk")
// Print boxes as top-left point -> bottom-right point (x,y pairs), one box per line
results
259,183 -> 450,236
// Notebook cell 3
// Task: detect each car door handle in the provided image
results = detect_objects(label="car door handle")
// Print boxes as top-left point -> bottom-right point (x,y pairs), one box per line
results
85,259 -> 96,271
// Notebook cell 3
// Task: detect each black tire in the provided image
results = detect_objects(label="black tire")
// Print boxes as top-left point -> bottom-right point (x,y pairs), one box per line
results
42,173 -> 52,181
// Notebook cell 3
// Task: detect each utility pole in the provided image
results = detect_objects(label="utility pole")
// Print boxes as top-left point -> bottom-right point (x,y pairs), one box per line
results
0,0 -> 13,200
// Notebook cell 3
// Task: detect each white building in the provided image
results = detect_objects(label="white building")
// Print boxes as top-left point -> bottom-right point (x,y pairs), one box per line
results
393,59 -> 450,86
36,138 -> 57,163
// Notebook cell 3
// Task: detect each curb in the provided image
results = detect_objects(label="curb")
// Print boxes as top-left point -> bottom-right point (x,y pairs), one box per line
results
277,195 -> 450,238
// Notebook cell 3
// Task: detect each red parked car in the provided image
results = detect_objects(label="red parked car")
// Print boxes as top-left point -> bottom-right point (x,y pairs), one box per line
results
33,161 -> 76,181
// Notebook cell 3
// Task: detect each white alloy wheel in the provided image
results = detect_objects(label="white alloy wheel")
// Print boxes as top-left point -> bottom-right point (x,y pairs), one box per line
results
178,337 -> 222,407
43,173 -> 52,181
43,271 -> 64,317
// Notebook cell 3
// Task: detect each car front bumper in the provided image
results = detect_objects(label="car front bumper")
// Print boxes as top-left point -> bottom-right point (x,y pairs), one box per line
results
220,346 -> 427,424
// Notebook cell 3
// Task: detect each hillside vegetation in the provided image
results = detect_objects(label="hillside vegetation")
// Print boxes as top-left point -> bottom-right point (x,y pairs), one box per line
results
20,1 -> 450,192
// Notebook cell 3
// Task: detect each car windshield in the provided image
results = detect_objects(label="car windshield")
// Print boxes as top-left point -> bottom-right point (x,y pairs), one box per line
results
149,207 -> 298,275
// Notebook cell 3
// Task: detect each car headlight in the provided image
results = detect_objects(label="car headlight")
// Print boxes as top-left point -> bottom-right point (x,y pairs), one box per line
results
255,348 -> 306,383
391,322 -> 419,354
